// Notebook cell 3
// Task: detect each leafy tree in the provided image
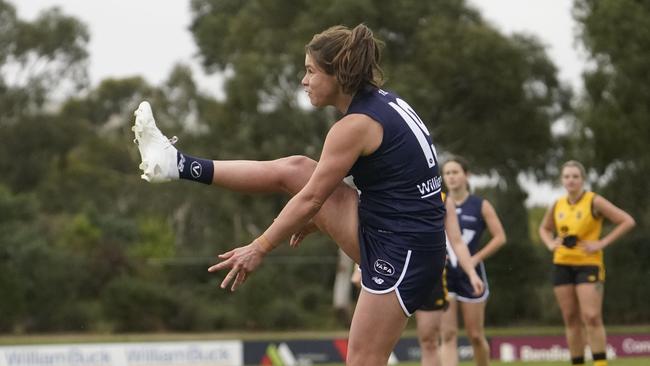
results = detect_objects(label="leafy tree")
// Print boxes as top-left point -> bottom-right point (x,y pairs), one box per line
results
0,0 -> 88,123
6,0 -> 648,332
0,0 -> 89,192
0,185 -> 38,331
572,0 -> 650,323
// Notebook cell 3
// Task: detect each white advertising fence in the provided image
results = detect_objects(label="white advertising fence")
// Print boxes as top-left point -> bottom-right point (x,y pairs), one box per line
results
2,334 -> 649,365
0,341 -> 242,366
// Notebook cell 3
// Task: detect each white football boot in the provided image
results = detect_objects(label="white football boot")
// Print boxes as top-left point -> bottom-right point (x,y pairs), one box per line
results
132,101 -> 179,182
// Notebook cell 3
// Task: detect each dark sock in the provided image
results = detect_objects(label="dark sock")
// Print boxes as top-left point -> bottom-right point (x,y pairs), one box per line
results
177,152 -> 214,184
593,352 -> 607,366
571,355 -> 585,365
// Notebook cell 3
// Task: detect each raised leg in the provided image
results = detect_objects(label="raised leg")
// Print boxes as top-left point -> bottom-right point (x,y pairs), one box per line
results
211,156 -> 360,262
132,101 -> 360,262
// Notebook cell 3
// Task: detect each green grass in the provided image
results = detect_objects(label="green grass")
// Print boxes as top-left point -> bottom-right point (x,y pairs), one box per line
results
0,330 -> 353,345
2,325 -> 650,345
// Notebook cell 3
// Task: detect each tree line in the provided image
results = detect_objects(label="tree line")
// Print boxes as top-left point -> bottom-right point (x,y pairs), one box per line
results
0,0 -> 647,333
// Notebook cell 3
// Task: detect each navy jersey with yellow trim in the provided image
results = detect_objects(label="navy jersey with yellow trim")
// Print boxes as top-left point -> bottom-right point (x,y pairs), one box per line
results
346,87 -> 445,239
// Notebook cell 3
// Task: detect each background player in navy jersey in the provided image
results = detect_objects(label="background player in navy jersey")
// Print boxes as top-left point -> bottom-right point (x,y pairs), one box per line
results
133,24 -> 448,366
539,160 -> 635,366
415,195 -> 484,366
438,156 -> 506,366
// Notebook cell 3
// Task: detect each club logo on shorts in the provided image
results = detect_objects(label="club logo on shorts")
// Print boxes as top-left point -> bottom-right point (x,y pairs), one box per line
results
374,259 -> 395,276
190,161 -> 202,178
588,275 -> 596,282
372,276 -> 385,285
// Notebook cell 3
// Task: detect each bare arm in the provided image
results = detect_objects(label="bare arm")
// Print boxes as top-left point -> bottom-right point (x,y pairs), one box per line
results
473,200 -> 506,262
583,194 -> 636,252
445,198 -> 484,295
259,115 -> 378,250
538,203 -> 560,252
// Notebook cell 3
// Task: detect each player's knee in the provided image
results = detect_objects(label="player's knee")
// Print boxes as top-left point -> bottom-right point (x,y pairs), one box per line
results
441,328 -> 458,343
347,342 -> 389,366
581,312 -> 603,328
466,330 -> 485,346
418,332 -> 440,351
419,339 -> 439,353
275,155 -> 316,192
563,311 -> 582,326
285,154 -> 316,168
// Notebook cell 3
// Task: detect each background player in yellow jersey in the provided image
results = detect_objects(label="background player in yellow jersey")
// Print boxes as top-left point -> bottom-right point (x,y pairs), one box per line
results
539,160 -> 635,366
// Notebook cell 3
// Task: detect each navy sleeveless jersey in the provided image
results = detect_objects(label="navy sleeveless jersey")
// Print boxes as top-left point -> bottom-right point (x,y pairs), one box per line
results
346,87 -> 445,237
456,195 -> 486,255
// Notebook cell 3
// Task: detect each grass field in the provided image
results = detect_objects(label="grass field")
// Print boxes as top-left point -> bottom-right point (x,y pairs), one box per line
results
2,325 -> 649,345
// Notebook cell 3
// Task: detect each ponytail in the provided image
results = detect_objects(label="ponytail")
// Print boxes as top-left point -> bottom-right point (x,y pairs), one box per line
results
306,24 -> 384,94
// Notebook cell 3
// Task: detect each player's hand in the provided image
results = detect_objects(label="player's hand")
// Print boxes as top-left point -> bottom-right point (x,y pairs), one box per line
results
289,221 -> 319,248
581,240 -> 604,254
468,271 -> 484,296
208,242 -> 266,291
547,238 -> 562,252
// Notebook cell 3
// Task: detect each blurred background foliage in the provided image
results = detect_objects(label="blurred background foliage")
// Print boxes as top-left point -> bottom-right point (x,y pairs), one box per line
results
0,0 -> 648,333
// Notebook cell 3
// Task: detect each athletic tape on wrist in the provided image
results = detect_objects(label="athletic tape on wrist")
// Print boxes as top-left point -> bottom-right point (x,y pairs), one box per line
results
256,234 -> 274,253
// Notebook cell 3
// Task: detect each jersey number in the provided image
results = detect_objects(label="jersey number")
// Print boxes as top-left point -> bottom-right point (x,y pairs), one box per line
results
388,98 -> 438,167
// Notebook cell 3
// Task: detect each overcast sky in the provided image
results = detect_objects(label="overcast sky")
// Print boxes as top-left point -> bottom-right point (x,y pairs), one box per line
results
15,0 -> 578,205
15,0 -> 585,92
